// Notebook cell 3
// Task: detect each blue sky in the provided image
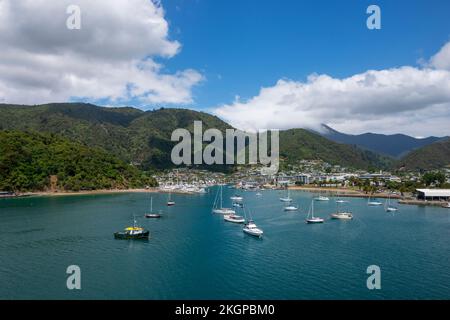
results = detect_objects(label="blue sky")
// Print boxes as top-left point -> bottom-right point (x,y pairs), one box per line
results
159,0 -> 450,109
1,0 -> 450,135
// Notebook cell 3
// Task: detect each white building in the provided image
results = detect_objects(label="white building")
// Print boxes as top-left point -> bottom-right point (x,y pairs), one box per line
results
416,189 -> 450,201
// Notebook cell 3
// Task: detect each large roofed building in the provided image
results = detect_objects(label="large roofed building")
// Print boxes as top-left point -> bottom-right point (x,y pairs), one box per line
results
416,189 -> 450,201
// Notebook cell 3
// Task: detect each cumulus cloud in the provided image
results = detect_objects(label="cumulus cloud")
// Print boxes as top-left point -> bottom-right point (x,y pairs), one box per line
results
213,42 -> 450,137
0,0 -> 202,105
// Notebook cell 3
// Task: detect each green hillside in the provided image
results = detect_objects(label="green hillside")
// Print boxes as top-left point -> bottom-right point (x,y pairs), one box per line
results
0,103 -> 231,169
280,129 -> 394,170
0,130 -> 157,192
397,138 -> 450,171
0,103 -> 393,171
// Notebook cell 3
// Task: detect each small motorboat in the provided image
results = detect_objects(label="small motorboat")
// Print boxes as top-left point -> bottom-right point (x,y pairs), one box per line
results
443,202 -> 450,208
284,205 -> 299,211
233,202 -> 244,208
255,192 -> 262,197
330,201 -> 353,220
213,208 -> 236,215
224,214 -> 245,224
330,212 -> 353,220
314,196 -> 330,201
243,220 -> 264,237
114,218 -> 149,240
230,195 -> 243,201
336,199 -> 348,204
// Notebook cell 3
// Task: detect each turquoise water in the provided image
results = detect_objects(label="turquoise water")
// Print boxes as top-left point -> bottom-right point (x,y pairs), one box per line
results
0,187 -> 448,300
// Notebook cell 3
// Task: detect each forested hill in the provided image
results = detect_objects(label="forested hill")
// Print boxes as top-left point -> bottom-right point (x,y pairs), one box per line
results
0,103 -> 393,171
396,138 -> 450,171
0,103 -> 231,169
280,129 -> 393,170
0,130 -> 157,192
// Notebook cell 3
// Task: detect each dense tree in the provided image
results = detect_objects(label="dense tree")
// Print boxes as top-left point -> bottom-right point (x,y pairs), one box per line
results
0,130 -> 157,192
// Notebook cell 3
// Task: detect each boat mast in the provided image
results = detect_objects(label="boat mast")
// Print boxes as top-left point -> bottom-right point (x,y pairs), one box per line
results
220,185 -> 223,209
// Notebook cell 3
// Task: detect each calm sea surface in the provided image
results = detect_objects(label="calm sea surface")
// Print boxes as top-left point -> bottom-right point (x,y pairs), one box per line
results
0,187 -> 448,300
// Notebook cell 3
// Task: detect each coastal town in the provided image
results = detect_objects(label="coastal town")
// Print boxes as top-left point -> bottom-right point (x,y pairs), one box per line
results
148,160 -> 450,207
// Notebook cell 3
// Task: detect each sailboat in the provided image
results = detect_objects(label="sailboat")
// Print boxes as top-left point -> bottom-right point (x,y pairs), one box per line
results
279,189 -> 292,202
367,196 -> 383,206
212,185 -> 236,215
330,201 -> 353,220
306,199 -> 324,224
167,191 -> 175,206
385,194 -> 398,212
242,207 -> 263,237
145,197 -> 161,218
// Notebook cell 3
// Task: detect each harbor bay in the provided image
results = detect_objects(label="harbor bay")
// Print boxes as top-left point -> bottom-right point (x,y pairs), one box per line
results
0,187 -> 448,300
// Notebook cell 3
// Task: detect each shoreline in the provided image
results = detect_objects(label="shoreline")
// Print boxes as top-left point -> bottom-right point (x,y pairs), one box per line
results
22,188 -> 160,198
288,186 -> 401,199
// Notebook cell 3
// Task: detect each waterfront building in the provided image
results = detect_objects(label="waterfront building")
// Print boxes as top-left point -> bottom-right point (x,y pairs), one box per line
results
416,189 -> 450,201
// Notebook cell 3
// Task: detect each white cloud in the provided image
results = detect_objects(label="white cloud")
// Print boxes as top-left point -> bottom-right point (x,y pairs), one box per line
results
0,0 -> 202,106
213,42 -> 450,137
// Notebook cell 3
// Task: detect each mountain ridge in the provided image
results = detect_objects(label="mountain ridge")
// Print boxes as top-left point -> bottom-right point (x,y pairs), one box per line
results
318,124 -> 444,158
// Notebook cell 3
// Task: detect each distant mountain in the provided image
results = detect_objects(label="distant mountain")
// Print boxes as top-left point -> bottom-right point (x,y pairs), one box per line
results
319,124 -> 443,158
0,130 -> 157,192
396,138 -> 450,171
0,103 -> 392,171
280,129 -> 393,170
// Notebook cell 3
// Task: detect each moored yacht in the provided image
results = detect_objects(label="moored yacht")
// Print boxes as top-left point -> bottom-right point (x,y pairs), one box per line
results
145,197 -> 162,218
114,218 -> 149,240
330,201 -> 353,220
224,214 -> 245,224
306,200 -> 324,224
384,194 -> 399,212
243,220 -> 264,237
212,185 -> 236,215
279,189 -> 292,202
367,196 -> 383,206
230,194 -> 243,202
284,205 -> 299,211
314,195 -> 330,201
167,191 -> 175,206
242,207 -> 263,237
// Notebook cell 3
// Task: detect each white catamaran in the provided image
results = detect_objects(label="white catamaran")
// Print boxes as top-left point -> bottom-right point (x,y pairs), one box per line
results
212,185 -> 236,215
